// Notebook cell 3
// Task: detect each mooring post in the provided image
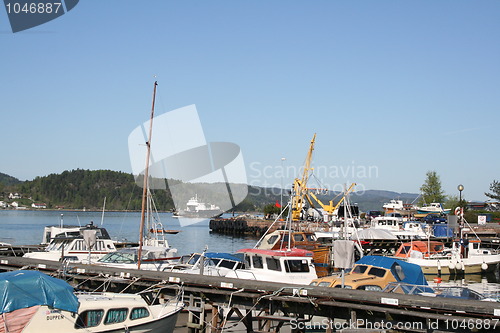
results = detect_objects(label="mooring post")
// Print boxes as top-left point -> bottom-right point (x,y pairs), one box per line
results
187,295 -> 206,333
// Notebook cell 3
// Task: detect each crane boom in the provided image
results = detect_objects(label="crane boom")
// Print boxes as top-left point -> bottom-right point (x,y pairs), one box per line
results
291,134 -> 316,221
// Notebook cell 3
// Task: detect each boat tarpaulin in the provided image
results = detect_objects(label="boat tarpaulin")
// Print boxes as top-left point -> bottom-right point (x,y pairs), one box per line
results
333,240 -> 355,269
0,270 -> 79,314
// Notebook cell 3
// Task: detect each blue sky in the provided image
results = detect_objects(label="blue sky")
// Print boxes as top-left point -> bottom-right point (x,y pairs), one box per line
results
1,1 -> 499,202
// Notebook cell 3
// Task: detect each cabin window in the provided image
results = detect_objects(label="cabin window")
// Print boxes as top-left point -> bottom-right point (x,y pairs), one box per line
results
368,267 -> 386,278
267,235 -> 279,245
130,307 -> 150,320
318,281 -> 331,287
244,255 -> 251,268
266,257 -> 281,271
104,308 -> 128,324
284,259 -> 310,273
433,244 -> 443,252
293,234 -> 305,242
75,310 -> 104,328
351,265 -> 368,274
252,256 -> 264,269
218,259 -> 238,269
391,263 -> 405,281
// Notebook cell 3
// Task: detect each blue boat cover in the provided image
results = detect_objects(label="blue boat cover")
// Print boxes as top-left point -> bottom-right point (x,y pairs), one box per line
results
0,270 -> 79,314
355,255 -> 429,287
205,252 -> 243,262
433,225 -> 454,237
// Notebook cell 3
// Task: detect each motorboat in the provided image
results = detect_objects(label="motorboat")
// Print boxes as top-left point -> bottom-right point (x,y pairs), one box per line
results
394,239 -> 500,275
165,251 -> 244,276
417,203 -> 451,214
0,270 -> 183,333
225,248 -> 318,285
310,255 -> 430,292
23,222 -> 117,263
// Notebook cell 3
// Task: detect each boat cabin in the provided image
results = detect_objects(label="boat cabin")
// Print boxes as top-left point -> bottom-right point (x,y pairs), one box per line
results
225,248 -> 317,285
395,241 -> 447,258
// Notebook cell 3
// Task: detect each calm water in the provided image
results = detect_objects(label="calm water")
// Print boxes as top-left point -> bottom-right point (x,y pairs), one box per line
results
0,210 -> 256,255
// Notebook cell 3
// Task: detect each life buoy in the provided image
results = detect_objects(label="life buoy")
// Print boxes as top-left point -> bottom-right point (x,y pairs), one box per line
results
454,207 -> 463,216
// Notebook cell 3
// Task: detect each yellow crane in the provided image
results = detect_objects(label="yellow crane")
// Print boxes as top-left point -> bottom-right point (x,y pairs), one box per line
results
291,134 -> 316,221
307,183 -> 357,218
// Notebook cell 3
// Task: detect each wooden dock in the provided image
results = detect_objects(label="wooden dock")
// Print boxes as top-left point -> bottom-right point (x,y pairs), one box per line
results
1,255 -> 499,332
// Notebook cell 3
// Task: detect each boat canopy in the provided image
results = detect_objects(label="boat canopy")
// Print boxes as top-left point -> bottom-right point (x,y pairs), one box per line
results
205,252 -> 243,262
0,270 -> 79,314
355,255 -> 428,287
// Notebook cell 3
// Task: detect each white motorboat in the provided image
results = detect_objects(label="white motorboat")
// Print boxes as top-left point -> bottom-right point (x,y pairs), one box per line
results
166,251 -> 244,276
0,270 -> 183,333
23,222 -> 117,263
225,248 -> 318,285
417,203 -> 451,214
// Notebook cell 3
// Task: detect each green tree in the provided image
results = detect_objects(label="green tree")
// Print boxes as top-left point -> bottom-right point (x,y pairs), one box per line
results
485,180 -> 500,201
419,171 -> 446,205
445,194 -> 467,213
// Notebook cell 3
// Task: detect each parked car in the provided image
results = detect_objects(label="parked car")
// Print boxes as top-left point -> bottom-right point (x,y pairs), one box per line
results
422,213 -> 447,224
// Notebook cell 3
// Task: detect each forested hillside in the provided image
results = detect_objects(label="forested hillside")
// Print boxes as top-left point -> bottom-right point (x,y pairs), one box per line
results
18,169 -> 172,210
2,169 -> 418,212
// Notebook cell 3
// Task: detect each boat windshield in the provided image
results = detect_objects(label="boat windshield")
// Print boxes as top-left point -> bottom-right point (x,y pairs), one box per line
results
98,251 -> 137,264
351,265 -> 368,274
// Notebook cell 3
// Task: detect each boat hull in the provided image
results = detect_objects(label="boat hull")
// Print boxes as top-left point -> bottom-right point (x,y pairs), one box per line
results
406,256 -> 500,275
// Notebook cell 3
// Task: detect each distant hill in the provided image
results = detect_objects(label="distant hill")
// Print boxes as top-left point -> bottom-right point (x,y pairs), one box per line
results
3,169 -> 418,212
350,190 -> 419,212
0,172 -> 22,186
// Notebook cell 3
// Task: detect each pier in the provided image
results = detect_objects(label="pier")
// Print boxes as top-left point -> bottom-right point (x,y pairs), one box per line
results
1,255 -> 499,332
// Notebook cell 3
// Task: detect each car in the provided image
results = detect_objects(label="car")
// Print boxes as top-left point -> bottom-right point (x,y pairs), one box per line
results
422,213 -> 447,224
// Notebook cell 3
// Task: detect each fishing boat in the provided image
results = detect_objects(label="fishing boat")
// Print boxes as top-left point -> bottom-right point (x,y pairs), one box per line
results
224,248 -> 317,285
23,221 -> 117,263
255,229 -> 332,277
0,270 -> 183,333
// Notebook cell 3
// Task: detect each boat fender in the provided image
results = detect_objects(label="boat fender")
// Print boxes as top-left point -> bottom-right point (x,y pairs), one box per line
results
437,260 -> 441,272
448,261 -> 455,270
481,262 -> 488,271
458,262 -> 464,271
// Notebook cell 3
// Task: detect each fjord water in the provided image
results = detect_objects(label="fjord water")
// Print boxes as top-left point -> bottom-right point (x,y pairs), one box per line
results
0,209 -> 256,255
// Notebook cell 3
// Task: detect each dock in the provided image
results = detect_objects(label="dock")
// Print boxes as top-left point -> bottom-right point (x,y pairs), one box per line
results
1,255 -> 499,332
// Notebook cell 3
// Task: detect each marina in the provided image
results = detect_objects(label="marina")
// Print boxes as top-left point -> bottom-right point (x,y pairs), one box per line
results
1,209 -> 500,332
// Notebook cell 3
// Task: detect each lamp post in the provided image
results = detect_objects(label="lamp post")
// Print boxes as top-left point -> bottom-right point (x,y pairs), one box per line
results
280,157 -> 286,211
457,184 -> 464,227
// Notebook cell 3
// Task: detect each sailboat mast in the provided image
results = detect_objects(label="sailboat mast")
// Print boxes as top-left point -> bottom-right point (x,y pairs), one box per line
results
138,81 -> 157,269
